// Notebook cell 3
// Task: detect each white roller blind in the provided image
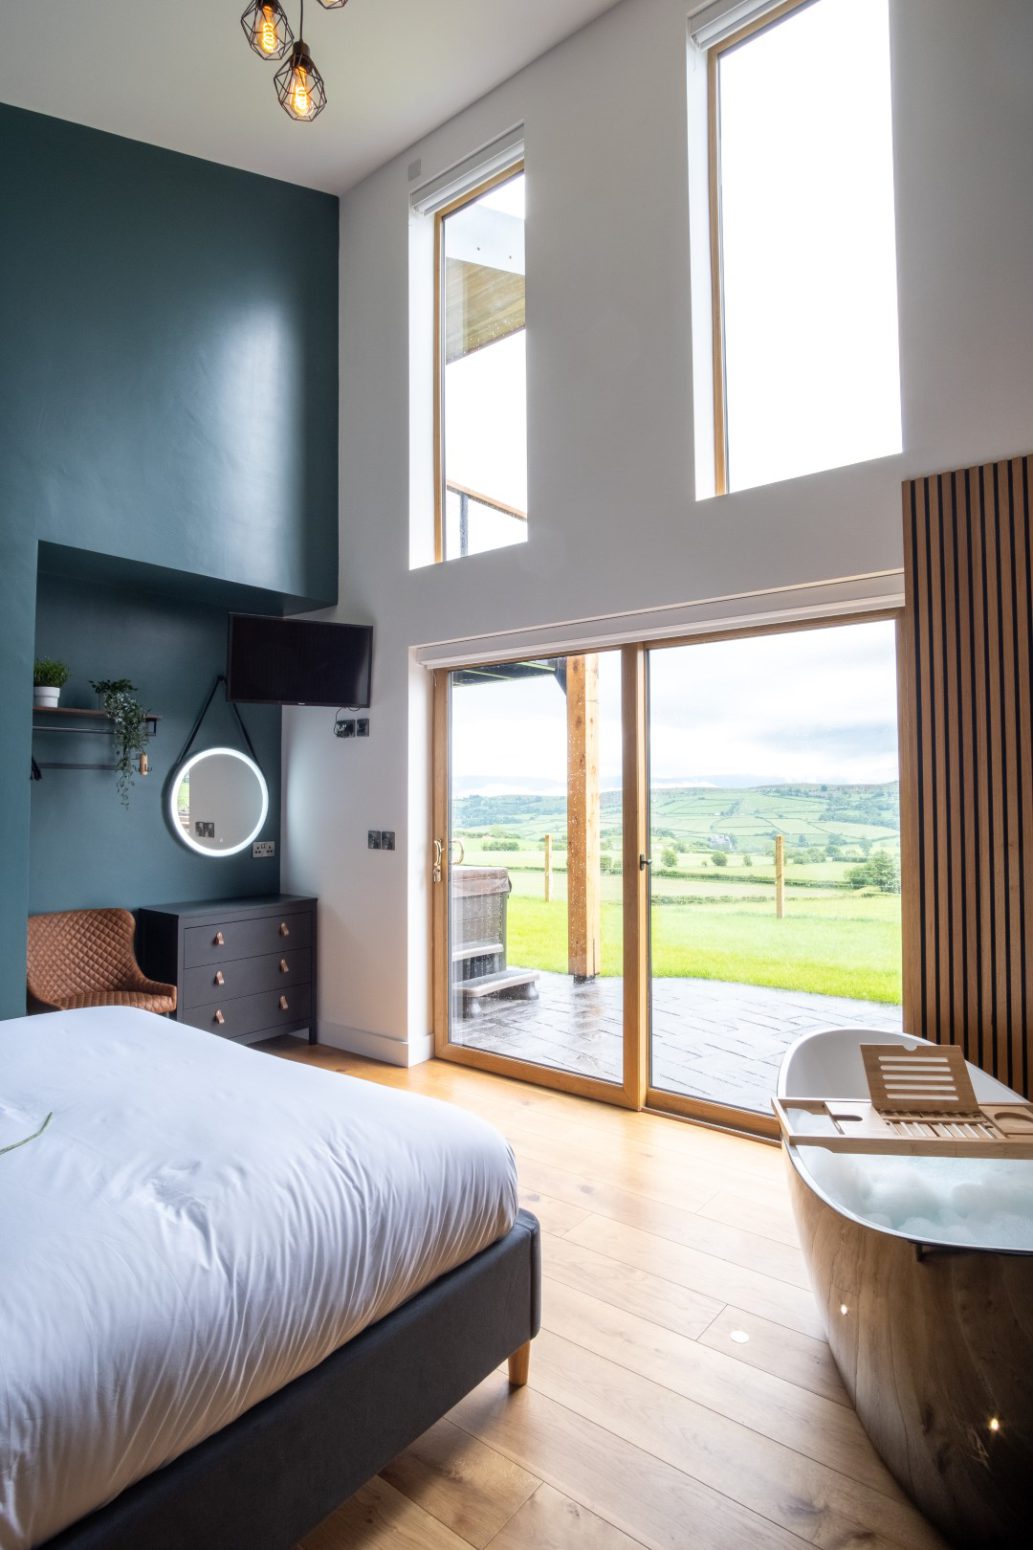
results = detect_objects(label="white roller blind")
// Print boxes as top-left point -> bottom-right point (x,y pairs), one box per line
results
410,127 -> 524,216
688,0 -> 796,50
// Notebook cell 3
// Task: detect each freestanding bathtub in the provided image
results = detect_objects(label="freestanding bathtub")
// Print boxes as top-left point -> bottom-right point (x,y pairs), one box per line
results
778,1027 -> 1033,1550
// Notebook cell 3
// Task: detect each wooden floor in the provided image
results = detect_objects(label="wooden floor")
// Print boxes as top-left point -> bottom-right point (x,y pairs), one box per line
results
264,1040 -> 947,1550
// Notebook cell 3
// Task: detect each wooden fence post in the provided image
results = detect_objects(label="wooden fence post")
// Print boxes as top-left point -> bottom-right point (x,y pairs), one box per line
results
775,835 -> 785,919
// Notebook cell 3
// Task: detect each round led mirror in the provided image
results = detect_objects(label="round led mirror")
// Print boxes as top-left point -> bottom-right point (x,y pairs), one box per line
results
169,746 -> 269,857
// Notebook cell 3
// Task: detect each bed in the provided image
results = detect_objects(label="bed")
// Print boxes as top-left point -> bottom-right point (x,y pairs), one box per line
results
0,1007 -> 540,1550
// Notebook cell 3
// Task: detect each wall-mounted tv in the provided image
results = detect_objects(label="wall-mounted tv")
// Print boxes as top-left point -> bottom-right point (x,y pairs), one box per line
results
227,614 -> 373,707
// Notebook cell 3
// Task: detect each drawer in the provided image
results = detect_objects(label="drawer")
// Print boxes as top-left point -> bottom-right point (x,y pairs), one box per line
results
180,983 -> 312,1040
183,910 -> 312,967
180,948 -> 312,1009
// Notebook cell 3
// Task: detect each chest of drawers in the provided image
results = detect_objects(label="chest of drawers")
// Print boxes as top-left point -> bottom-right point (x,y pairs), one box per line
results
136,895 -> 317,1045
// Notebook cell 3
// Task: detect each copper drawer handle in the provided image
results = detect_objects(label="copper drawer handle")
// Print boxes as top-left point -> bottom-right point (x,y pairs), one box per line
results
214,1009 -> 225,1025
213,931 -> 225,947
214,970 -> 225,986
278,922 -> 290,938
279,958 -> 289,974
279,995 -> 289,1011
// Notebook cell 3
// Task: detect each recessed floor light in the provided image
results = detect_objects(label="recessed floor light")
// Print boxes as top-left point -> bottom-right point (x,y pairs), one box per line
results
729,1329 -> 750,1344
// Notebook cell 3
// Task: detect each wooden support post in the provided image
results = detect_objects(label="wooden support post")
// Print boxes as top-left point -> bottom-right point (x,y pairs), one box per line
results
543,832 -> 553,902
567,654 -> 601,980
775,834 -> 785,919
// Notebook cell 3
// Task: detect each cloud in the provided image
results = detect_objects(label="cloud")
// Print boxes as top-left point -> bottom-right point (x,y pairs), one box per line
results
451,620 -> 900,787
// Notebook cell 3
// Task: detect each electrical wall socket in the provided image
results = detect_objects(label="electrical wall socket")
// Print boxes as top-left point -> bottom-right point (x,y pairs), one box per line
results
334,717 -> 355,738
356,718 -> 370,737
253,841 -> 276,858
381,830 -> 395,851
368,829 -> 382,850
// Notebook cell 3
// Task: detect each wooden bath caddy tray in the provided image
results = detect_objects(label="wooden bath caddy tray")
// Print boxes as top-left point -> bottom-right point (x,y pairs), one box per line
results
774,1043 -> 1033,1157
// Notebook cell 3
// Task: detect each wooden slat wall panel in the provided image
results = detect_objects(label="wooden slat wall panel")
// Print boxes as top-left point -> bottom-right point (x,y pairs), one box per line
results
901,454 -> 1033,1096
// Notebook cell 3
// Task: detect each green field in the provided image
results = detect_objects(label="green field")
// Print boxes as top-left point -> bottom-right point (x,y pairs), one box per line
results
456,779 -> 900,853
455,782 -> 902,1005
503,895 -> 901,1003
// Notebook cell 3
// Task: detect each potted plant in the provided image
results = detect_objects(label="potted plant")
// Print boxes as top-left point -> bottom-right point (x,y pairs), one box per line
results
33,658 -> 70,708
90,679 -> 149,806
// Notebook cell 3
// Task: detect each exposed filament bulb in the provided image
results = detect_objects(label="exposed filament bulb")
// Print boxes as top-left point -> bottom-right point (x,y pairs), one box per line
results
241,0 -> 292,63
290,65 -> 311,118
258,7 -> 280,54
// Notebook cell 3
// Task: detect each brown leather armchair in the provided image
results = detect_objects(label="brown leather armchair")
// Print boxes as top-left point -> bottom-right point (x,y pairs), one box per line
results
27,908 -> 177,1015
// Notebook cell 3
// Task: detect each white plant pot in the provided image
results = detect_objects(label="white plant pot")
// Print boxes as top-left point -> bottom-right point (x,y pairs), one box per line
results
34,686 -> 61,708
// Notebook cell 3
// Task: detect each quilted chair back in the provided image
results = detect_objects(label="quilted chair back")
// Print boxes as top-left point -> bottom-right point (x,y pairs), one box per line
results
28,908 -> 142,1007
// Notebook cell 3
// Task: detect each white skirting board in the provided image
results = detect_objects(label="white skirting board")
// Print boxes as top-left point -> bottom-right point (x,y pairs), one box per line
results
316,1021 -> 434,1068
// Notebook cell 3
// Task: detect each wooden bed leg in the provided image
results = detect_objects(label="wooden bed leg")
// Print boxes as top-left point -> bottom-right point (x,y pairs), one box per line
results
508,1341 -> 531,1388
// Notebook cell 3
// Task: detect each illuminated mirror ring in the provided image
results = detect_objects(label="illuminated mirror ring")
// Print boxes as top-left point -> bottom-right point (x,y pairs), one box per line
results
169,746 -> 269,858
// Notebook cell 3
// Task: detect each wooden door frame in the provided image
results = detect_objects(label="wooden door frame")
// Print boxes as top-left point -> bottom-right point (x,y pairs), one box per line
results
432,610 -> 907,1134
431,649 -> 648,1108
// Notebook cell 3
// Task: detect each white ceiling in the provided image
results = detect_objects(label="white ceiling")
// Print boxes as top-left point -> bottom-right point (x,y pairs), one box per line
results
0,0 -> 625,194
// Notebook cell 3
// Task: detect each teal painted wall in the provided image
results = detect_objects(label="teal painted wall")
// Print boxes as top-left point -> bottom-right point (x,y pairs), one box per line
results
31,573 -> 282,915
0,104 -> 339,1018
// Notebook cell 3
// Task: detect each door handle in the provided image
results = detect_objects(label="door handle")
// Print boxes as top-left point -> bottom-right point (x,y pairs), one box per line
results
432,838 -> 443,884
639,853 -> 652,871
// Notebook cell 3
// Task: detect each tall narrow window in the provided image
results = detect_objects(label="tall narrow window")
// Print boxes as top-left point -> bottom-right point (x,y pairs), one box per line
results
709,0 -> 901,493
437,166 -> 527,561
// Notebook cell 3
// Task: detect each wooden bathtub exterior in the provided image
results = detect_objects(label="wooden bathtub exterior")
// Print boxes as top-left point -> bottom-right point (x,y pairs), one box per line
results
784,1148 -> 1033,1550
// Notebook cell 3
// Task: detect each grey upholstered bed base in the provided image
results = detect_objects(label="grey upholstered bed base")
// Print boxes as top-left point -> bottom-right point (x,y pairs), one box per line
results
41,1210 -> 541,1550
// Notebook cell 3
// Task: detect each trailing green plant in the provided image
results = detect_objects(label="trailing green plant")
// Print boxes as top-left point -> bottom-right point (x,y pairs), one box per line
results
33,657 -> 69,688
91,679 -> 149,806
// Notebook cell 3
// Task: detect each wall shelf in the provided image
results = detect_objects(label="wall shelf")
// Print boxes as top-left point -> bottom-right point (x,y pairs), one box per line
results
31,706 -> 159,777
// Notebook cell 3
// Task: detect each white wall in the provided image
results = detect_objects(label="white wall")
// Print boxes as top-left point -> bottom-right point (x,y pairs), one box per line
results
284,0 -> 1033,1062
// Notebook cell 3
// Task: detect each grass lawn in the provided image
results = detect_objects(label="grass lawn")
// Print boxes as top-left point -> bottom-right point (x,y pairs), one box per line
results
454,783 -> 902,1005
505,894 -> 902,1004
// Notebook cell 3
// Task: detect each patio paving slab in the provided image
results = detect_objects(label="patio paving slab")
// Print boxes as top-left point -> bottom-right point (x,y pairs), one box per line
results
451,970 -> 902,1115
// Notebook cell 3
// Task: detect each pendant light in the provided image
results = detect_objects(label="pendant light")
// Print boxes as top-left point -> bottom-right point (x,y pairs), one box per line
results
240,0 -> 294,61
274,0 -> 327,123
241,0 -> 336,122
275,39 -> 328,120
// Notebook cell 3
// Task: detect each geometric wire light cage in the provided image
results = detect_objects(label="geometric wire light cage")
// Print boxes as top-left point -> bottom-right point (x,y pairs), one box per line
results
274,39 -> 328,121
240,0 -> 294,61
316,0 -> 349,8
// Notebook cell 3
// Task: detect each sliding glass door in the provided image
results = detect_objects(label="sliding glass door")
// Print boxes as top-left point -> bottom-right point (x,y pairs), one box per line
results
433,618 -> 903,1129
433,649 -> 646,1105
646,620 -> 903,1128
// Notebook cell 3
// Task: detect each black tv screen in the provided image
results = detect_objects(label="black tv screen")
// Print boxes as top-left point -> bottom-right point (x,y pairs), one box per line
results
227,615 -> 373,707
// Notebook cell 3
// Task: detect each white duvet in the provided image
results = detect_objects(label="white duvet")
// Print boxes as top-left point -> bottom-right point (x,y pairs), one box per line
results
0,1007 -> 517,1550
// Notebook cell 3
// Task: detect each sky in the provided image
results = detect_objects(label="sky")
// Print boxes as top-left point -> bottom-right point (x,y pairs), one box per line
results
452,619 -> 900,793
719,0 -> 901,492
443,172 -> 527,556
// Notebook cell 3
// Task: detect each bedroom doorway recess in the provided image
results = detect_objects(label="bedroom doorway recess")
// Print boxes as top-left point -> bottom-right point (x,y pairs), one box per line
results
432,648 -> 648,1107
